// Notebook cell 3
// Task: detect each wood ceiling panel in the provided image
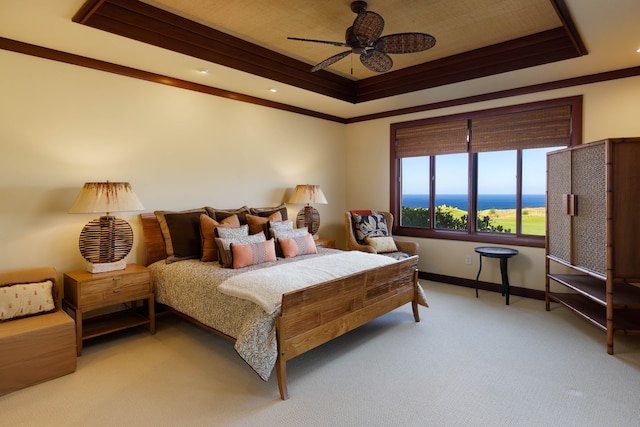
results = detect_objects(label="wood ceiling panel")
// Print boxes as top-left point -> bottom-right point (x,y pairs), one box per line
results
73,0 -> 586,103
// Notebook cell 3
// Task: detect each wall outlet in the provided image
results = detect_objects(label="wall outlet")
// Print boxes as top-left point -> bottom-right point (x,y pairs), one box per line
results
465,255 -> 472,265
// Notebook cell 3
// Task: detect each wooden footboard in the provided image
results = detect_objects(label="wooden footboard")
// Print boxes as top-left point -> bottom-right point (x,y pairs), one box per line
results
140,213 -> 425,400
275,255 -> 421,400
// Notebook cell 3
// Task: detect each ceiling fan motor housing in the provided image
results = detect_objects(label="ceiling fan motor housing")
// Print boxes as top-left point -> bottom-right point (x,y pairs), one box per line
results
351,1 -> 368,14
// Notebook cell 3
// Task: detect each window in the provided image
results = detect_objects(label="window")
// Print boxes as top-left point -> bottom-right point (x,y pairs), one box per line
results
391,96 -> 582,247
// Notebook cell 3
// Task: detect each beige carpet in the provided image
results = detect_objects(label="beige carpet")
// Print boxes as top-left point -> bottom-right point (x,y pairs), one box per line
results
1,281 -> 639,427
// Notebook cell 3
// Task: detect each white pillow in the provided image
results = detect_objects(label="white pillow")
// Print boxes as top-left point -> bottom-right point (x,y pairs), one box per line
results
272,227 -> 309,239
269,220 -> 293,239
0,280 -> 55,321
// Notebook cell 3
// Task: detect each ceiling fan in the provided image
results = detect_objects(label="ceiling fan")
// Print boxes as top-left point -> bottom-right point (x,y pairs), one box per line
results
288,1 -> 436,73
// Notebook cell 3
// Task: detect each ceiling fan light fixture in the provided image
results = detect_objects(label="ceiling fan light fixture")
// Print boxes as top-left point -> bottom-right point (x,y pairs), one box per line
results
288,1 -> 436,74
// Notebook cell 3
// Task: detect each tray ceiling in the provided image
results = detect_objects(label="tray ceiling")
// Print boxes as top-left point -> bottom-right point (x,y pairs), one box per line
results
73,0 -> 586,103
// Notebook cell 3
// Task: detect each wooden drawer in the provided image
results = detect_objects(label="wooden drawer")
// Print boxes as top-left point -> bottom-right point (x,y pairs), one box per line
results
64,265 -> 151,310
78,272 -> 150,308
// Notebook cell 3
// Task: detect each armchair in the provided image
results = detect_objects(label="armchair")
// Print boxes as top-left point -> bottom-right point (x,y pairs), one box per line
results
345,210 -> 418,258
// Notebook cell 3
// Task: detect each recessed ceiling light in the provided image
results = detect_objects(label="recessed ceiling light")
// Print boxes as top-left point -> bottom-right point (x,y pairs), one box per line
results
269,88 -> 278,93
197,68 -> 210,74
636,47 -> 640,53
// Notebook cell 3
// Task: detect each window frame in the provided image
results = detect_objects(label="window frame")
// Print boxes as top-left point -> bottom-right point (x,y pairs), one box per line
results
390,96 -> 583,248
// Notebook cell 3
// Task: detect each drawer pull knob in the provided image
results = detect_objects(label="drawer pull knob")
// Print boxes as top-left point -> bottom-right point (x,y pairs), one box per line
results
113,289 -> 121,293
112,277 -> 121,281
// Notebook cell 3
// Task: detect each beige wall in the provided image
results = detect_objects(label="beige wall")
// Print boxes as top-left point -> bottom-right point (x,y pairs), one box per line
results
0,50 -> 346,277
345,76 -> 640,291
2,47 -> 640,293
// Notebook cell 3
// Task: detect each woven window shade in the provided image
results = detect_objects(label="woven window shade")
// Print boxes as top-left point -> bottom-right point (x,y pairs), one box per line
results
395,120 -> 468,158
471,106 -> 571,153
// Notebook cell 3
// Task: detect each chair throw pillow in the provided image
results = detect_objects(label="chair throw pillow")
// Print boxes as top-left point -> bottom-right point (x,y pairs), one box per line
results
365,236 -> 398,253
352,211 -> 389,244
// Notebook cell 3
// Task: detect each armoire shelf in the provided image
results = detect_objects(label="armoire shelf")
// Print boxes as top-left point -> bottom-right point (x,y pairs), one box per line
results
545,137 -> 640,354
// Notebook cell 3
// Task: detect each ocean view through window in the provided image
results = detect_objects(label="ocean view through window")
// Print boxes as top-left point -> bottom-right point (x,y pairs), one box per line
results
390,96 -> 582,247
402,194 -> 546,211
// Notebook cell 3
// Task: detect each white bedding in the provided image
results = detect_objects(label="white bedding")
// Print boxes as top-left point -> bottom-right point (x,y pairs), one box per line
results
218,251 -> 395,314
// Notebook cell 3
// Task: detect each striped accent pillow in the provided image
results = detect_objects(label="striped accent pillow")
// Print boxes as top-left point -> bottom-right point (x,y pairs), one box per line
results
215,232 -> 266,268
231,238 -> 277,269
278,234 -> 318,258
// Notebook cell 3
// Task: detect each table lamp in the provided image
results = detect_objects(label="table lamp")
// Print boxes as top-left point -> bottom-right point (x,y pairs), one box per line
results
287,184 -> 328,238
69,181 -> 144,273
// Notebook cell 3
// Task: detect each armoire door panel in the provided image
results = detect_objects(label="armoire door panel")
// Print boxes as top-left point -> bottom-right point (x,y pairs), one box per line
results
547,150 -> 571,263
571,143 -> 606,275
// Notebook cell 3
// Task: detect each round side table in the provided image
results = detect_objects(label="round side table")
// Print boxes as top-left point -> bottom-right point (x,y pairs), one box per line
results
474,246 -> 519,305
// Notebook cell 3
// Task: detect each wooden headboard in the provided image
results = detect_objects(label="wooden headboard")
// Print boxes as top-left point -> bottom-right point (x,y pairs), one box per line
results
140,213 -> 167,266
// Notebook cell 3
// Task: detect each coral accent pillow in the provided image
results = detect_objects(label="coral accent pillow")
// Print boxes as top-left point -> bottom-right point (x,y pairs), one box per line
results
200,214 -> 241,262
279,234 -> 318,258
215,232 -> 266,268
0,280 -> 55,321
231,239 -> 277,269
365,236 -> 398,253
246,211 -> 282,235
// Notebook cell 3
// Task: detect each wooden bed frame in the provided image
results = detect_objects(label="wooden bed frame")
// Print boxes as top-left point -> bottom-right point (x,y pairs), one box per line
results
140,213 -> 425,400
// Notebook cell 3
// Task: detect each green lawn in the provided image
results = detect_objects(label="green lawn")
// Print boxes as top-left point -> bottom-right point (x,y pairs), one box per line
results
479,207 -> 546,235
404,206 -> 547,235
447,207 -> 546,235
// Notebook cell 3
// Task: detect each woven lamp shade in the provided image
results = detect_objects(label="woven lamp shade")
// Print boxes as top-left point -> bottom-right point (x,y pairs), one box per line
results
69,182 -> 144,268
288,185 -> 328,235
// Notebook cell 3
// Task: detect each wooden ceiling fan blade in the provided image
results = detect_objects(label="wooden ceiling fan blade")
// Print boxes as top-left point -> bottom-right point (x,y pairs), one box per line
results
311,50 -> 352,72
377,33 -> 436,54
352,11 -> 384,43
360,50 -> 392,72
288,37 -> 350,48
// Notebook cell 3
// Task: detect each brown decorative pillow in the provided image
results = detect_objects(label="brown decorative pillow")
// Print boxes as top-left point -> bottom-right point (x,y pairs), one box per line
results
155,209 -> 206,263
200,214 -> 241,262
205,206 -> 250,224
246,211 -> 282,235
250,203 -> 288,220
215,232 -> 266,268
279,234 -> 318,258
231,238 -> 277,269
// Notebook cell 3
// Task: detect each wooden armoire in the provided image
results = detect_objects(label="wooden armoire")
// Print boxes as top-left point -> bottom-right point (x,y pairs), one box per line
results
546,137 -> 640,354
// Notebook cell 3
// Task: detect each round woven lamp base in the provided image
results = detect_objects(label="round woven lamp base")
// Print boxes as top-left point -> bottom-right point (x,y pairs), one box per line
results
296,206 -> 320,235
78,216 -> 133,264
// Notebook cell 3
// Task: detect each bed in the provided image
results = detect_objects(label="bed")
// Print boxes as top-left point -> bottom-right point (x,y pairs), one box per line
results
140,212 -> 427,399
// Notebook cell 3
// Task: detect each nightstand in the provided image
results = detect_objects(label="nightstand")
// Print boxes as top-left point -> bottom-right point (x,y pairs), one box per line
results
315,238 -> 336,249
63,264 -> 155,356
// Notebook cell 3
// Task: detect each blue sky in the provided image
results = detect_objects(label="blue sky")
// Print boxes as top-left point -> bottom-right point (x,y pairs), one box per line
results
402,147 -> 554,195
